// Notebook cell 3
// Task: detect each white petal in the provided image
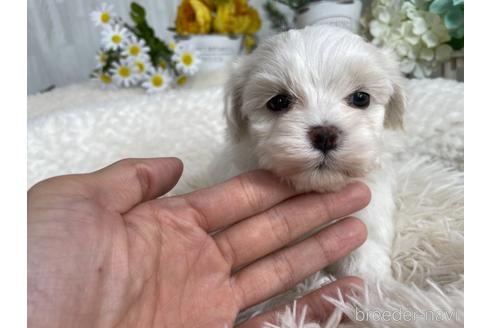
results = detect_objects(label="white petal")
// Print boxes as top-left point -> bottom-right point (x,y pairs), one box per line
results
402,2 -> 418,19
395,40 -> 411,57
407,44 -> 420,59
400,21 -> 420,45
400,58 -> 416,74
373,5 -> 391,24
400,21 -> 413,36
421,31 -> 439,48
406,34 -> 420,46
419,47 -> 434,61
432,23 -> 451,42
424,11 -> 441,28
412,17 -> 428,35
369,20 -> 389,38
413,64 -> 425,78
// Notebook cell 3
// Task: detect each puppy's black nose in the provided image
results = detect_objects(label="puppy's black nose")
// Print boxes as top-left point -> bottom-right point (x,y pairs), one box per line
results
308,125 -> 341,153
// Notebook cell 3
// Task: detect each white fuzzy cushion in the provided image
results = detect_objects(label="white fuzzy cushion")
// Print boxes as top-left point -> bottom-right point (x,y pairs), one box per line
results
27,78 -> 463,327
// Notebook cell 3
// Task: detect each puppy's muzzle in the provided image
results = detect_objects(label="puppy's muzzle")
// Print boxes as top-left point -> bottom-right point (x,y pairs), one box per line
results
308,125 -> 341,153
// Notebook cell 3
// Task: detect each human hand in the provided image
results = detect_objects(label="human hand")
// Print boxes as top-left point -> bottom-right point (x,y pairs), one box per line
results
28,158 -> 370,328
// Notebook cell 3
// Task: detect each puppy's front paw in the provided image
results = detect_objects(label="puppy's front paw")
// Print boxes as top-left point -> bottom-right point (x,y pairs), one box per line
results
333,241 -> 393,283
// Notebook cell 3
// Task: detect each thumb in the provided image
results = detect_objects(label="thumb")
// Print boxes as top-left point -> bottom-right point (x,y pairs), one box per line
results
86,157 -> 183,213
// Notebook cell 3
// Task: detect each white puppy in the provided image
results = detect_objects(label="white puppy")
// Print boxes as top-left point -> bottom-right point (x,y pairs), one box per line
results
208,26 -> 405,281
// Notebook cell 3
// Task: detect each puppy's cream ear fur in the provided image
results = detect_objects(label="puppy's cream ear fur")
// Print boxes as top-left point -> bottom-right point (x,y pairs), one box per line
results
384,81 -> 405,129
381,49 -> 406,130
224,59 -> 249,141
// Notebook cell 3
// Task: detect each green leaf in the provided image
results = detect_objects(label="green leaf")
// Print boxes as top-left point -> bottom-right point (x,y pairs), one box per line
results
453,0 -> 464,5
116,2 -> 175,73
130,2 -> 146,18
448,37 -> 464,50
429,0 -> 453,15
264,1 -> 290,31
450,26 -> 464,39
130,12 -> 142,24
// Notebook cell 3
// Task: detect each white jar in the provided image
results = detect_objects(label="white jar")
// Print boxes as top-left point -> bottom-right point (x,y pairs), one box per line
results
295,0 -> 363,33
174,34 -> 243,73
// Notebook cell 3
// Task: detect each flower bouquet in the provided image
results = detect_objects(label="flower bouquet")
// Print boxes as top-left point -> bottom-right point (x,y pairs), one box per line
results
364,0 -> 464,78
90,2 -> 200,92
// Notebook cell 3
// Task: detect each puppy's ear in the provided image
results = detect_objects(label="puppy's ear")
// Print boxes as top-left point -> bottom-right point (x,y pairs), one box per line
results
384,80 -> 405,129
382,49 -> 406,130
224,59 -> 249,141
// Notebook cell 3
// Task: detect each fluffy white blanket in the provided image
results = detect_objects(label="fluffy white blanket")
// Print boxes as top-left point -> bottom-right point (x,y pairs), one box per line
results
27,78 -> 463,327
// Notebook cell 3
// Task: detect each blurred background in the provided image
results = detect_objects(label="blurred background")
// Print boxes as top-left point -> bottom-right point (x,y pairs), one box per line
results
27,0 -> 276,94
27,0 -> 463,95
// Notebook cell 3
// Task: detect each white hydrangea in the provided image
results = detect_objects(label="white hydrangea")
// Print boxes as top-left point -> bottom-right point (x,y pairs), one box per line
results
366,0 -> 453,78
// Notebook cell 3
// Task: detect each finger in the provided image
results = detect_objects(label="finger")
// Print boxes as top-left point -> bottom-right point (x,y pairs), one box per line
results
236,277 -> 363,328
231,217 -> 367,310
169,170 -> 298,231
86,157 -> 183,212
214,182 -> 370,268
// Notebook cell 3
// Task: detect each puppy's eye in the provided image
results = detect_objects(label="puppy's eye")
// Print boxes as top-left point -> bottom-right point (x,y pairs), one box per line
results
267,94 -> 292,112
348,91 -> 370,109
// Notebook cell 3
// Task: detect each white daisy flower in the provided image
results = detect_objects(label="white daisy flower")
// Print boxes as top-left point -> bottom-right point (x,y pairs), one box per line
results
172,49 -> 201,76
122,36 -> 150,60
102,25 -> 129,51
95,50 -> 109,69
94,71 -> 117,90
131,57 -> 151,80
110,60 -> 138,87
142,68 -> 172,93
90,3 -> 115,27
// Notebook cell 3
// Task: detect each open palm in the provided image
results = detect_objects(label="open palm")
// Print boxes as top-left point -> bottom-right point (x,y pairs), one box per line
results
28,158 -> 369,328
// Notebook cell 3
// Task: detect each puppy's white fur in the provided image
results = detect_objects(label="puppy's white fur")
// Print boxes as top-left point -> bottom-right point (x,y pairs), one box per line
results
210,26 -> 405,281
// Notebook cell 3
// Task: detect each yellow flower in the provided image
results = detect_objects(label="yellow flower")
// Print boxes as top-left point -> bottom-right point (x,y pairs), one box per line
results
243,34 -> 256,53
244,7 -> 261,34
200,0 -> 216,10
176,0 -> 212,35
213,0 -> 261,34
